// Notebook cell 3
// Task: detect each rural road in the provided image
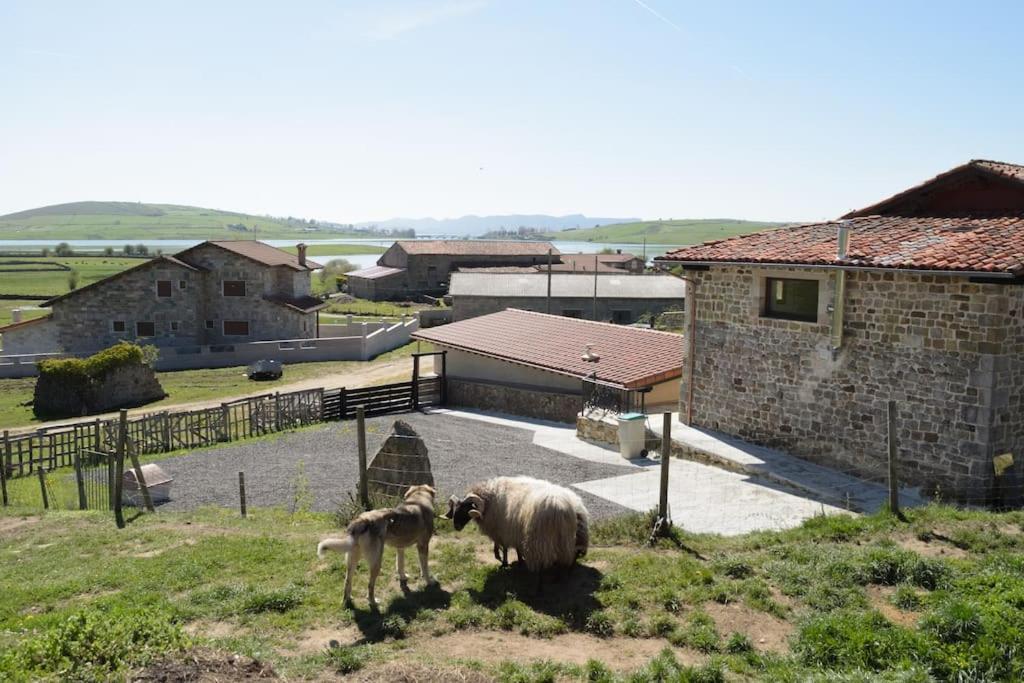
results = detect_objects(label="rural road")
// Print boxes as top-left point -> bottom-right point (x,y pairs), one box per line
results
13,355 -> 431,435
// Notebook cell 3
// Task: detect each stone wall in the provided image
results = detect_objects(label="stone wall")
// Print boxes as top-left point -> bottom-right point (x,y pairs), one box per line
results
682,265 -> 1024,503
452,295 -> 682,323
33,362 -> 166,418
448,377 -> 581,423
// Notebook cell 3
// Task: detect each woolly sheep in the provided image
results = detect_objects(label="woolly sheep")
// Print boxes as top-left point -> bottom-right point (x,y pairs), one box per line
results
444,476 -> 589,574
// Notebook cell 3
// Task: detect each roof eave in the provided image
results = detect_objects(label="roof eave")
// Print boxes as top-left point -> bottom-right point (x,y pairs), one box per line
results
650,258 -> 1018,279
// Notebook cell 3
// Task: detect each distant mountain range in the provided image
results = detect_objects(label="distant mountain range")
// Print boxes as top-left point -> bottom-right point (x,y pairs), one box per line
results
354,214 -> 640,237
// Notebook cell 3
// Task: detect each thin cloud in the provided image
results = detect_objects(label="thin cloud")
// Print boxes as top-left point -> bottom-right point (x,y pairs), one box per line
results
628,0 -> 685,34
358,0 -> 489,41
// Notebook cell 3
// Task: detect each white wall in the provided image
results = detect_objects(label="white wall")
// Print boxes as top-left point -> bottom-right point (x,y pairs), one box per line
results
446,349 -> 583,393
0,317 -> 59,354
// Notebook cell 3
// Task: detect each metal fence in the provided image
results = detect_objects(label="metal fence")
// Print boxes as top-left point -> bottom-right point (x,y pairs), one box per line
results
581,377 -> 649,415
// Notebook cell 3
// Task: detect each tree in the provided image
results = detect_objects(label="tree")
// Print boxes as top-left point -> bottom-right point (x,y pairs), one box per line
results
55,242 -> 74,257
67,269 -> 80,291
103,246 -> 114,256
40,247 -> 50,257
135,244 -> 149,256
123,244 -> 135,256
318,258 -> 357,292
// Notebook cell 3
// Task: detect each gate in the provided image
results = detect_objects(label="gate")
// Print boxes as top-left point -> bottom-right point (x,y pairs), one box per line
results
76,449 -> 114,511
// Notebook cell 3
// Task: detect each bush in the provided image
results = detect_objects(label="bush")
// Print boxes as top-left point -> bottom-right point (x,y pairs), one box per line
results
585,611 -> 615,638
892,586 -> 923,611
37,342 -> 156,392
380,615 -> 408,640
795,610 -> 923,671
0,607 -> 187,680
725,631 -> 754,654
921,601 -> 984,644
325,645 -> 368,674
240,585 -> 304,614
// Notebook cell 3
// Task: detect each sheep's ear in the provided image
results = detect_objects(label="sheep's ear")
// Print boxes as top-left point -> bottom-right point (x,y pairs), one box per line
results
468,509 -> 482,520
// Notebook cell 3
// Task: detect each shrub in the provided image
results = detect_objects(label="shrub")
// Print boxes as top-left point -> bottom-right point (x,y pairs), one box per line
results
380,616 -> 408,640
725,631 -> 754,654
921,601 -> 984,644
325,645 -> 368,674
585,611 -> 615,638
0,606 -> 187,680
717,558 -> 754,579
37,342 -> 157,393
892,586 -> 923,611
241,585 -> 304,614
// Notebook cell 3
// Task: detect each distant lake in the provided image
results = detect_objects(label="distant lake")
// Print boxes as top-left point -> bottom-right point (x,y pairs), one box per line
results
0,237 -> 681,269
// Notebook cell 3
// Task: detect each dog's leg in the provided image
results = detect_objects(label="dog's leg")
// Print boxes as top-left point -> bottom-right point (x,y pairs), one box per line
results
343,546 -> 360,607
367,546 -> 383,609
396,547 -> 409,584
417,540 -> 437,585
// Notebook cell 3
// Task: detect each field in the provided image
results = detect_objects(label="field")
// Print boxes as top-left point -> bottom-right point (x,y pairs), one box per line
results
0,301 -> 49,327
0,256 -> 142,299
1,503 -> 1022,681
0,202 -> 371,241
542,219 -> 786,245
280,244 -> 386,257
0,342 -> 417,430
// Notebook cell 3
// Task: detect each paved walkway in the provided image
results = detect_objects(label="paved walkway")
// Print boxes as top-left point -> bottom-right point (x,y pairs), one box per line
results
432,409 -> 855,536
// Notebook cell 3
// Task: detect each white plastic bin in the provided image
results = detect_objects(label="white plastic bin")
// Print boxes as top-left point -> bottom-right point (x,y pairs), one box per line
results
617,412 -> 647,460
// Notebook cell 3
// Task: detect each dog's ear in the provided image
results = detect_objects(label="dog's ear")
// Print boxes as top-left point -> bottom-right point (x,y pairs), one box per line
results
442,495 -> 458,519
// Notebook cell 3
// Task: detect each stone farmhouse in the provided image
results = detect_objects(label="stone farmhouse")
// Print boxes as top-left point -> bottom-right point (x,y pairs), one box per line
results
412,308 -> 683,422
656,159 -> 1024,504
346,240 -> 558,300
0,240 -> 325,355
448,271 -> 685,323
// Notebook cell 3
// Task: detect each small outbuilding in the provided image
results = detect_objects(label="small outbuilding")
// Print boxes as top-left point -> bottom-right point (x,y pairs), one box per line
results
412,308 -> 683,423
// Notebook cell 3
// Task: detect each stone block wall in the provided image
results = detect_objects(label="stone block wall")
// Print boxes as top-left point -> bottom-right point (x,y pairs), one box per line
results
448,377 -> 582,423
682,265 -> 1024,503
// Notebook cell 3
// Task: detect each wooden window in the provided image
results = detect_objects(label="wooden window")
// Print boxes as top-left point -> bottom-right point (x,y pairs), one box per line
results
763,278 -> 819,322
112,320 -> 126,333
205,320 -> 214,329
170,321 -> 179,332
136,321 -> 156,337
222,280 -> 246,297
223,320 -> 250,336
178,280 -> 187,289
562,309 -> 583,319
156,280 -> 172,298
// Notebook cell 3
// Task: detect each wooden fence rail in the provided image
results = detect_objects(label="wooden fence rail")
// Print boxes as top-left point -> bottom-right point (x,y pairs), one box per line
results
2,369 -> 445,481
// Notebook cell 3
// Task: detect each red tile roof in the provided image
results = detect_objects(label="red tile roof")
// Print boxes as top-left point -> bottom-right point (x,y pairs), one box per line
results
412,308 -> 683,389
182,241 -> 321,271
0,313 -> 51,334
656,215 -> 1024,276
395,240 -> 557,256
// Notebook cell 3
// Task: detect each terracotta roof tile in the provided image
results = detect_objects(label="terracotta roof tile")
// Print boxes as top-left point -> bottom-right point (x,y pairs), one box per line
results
395,240 -> 557,256
656,215 -> 1024,275
412,308 -> 682,389
194,241 -> 321,270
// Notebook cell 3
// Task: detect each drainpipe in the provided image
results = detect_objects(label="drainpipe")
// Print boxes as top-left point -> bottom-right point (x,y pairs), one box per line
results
830,223 -> 850,354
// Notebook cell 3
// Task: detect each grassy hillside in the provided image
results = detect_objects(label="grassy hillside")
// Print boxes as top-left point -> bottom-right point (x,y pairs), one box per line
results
0,201 -> 366,241
543,219 -> 786,245
0,502 -> 1021,680
0,256 -> 143,298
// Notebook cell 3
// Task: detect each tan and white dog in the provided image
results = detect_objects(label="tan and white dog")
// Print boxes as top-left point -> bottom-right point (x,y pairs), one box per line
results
317,485 -> 438,607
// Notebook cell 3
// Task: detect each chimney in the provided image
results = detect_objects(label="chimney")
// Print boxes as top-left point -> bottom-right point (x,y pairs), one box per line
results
11,308 -> 22,324
296,243 -> 307,267
616,249 -> 622,254
836,223 -> 850,260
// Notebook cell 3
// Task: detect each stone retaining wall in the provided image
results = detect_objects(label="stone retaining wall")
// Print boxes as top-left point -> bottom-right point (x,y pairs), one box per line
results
448,378 -> 581,423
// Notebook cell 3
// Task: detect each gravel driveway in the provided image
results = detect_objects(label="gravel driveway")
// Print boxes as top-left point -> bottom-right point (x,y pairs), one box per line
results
151,412 -> 632,519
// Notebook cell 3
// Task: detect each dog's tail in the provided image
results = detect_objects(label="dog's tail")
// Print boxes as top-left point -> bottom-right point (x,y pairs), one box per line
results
317,535 -> 355,559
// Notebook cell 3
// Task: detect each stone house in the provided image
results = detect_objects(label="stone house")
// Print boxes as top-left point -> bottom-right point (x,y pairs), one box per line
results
448,271 -> 685,323
412,308 -> 682,422
0,240 -> 324,354
346,240 -> 558,300
655,159 -> 1024,504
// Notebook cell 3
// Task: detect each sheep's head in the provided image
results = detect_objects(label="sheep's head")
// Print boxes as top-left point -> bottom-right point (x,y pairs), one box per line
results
443,493 -> 485,531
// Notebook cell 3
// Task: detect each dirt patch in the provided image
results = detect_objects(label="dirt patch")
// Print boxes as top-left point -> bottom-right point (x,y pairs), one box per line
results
417,631 -> 703,671
184,620 -> 244,641
867,586 -> 919,628
703,602 -> 793,653
349,661 -> 492,683
896,535 -> 969,559
0,515 -> 40,537
133,650 -> 277,681
291,625 -> 363,653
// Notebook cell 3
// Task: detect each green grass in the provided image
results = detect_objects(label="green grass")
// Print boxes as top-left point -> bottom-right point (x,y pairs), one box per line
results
0,301 -> 49,327
0,201 -> 376,241
0,257 -> 143,297
0,341 -> 417,429
540,218 -> 786,246
324,299 -> 440,317
2,505 -> 1023,680
279,244 -> 386,257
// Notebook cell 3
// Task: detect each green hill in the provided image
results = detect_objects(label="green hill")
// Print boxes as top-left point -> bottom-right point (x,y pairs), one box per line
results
542,218 -> 787,245
0,201 -> 370,240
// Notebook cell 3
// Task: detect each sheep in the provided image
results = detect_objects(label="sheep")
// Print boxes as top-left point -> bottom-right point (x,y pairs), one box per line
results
444,476 -> 589,579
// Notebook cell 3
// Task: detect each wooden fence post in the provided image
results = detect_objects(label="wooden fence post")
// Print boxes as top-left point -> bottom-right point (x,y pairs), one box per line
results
37,468 -> 49,510
339,387 -> 347,421
220,403 -> 230,442
357,406 -> 369,509
128,439 -> 155,513
411,354 -> 420,410
161,413 -> 171,452
887,400 -> 907,521
238,471 -> 247,518
1,430 -> 8,507
114,410 -> 127,528
94,418 -> 102,452
659,412 -> 672,527
274,392 -> 282,432
73,451 -> 87,510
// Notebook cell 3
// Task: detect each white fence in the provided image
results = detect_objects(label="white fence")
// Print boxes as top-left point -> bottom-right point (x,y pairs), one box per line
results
0,317 -> 419,378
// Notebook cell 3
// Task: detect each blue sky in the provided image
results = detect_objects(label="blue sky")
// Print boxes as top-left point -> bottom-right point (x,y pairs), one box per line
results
2,0 -> 1022,222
